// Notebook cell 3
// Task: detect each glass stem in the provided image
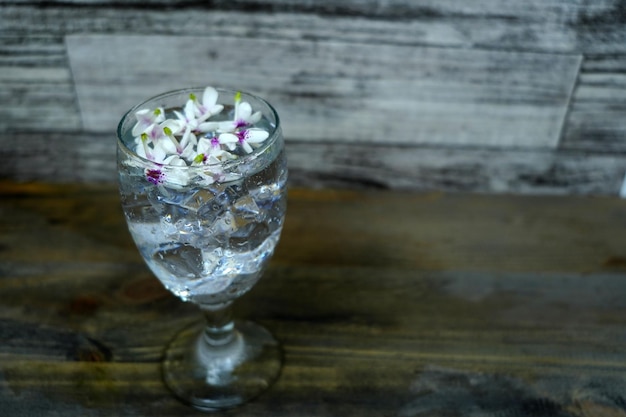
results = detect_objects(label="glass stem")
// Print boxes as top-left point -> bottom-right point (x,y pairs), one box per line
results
200,302 -> 236,347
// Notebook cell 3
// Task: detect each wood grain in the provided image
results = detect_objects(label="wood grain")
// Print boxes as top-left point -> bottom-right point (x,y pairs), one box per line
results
3,1 -> 626,54
561,54 -> 626,153
2,132 -> 625,195
286,142 -> 626,195
1,183 -> 626,415
0,36 -> 80,132
66,34 -> 580,149
1,1 -> 626,194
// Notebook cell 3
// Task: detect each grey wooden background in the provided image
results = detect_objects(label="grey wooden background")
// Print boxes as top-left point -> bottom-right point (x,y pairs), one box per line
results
1,0 -> 625,195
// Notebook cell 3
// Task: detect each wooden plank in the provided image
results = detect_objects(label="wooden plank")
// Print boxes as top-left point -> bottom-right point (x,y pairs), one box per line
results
3,1 -> 626,54
3,184 -> 626,277
0,132 -> 115,183
66,34 -> 580,149
286,142 -> 626,195
1,132 -> 624,195
0,3 -> 624,195
0,36 -> 81,132
561,54 -> 626,152
2,184 -> 626,415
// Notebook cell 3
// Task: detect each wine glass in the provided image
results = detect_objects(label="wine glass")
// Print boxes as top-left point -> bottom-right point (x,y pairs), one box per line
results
116,87 -> 287,411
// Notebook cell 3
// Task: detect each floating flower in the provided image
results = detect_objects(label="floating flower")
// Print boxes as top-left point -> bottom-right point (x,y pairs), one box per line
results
199,93 -> 262,133
220,128 -> 269,154
135,131 -> 167,162
132,107 -> 165,136
191,87 -> 224,122
129,87 -> 272,187
159,123 -> 196,161
233,100 -> 262,130
145,168 -> 165,185
196,136 -> 238,161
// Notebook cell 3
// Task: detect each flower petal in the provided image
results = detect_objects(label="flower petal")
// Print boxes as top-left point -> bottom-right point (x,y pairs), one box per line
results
132,109 -> 151,136
237,102 -> 252,121
209,104 -> 224,115
174,110 -> 186,122
241,141 -> 253,154
179,144 -> 197,161
245,129 -> 269,143
161,119 -> 184,135
197,121 -> 221,132
216,120 -> 237,133
196,137 -> 211,154
180,128 -> 198,149
160,139 -> 178,155
164,155 -> 187,166
219,133 -> 239,150
202,86 -> 219,106
184,99 -> 195,120
249,111 -> 262,125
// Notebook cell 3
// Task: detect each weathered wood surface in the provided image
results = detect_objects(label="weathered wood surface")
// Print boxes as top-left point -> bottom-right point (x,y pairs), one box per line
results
1,1 -> 626,193
4,1 -> 626,54
66,34 -> 580,149
2,132 -> 626,195
561,54 -> 626,153
2,182 -> 626,416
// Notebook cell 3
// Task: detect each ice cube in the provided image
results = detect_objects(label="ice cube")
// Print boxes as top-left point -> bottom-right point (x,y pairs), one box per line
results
157,186 -> 194,205
233,195 -> 262,221
180,186 -> 237,222
181,189 -> 216,212
229,222 -> 270,251
152,244 -> 204,279
224,183 -> 245,202
160,213 -> 179,238
214,190 -> 231,206
145,186 -> 167,215
173,218 -> 203,245
200,247 -> 223,275
210,211 -> 238,236
249,182 -> 285,209
191,275 -> 233,295
159,212 -> 215,247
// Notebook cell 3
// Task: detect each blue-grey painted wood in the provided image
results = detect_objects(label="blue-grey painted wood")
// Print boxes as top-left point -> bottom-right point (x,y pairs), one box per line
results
3,1 -> 626,53
562,54 -> 626,153
1,1 -> 626,194
2,132 -> 625,195
66,34 -> 580,149
0,36 -> 80,132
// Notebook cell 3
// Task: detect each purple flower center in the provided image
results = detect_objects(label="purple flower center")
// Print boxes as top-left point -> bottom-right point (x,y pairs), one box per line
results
146,169 -> 164,185
235,120 -> 248,129
210,136 -> 220,148
236,130 -> 248,143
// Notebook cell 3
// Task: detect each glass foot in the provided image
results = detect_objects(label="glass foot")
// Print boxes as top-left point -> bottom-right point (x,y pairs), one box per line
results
162,320 -> 282,411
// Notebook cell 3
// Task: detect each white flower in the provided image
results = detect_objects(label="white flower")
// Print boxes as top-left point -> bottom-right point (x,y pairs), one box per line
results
134,124 -> 167,162
174,99 -> 200,133
197,136 -> 238,160
129,86 -> 273,185
135,135 -> 167,162
132,108 -> 165,136
199,99 -> 262,133
161,155 -> 191,187
191,86 -> 224,121
145,168 -> 165,185
220,128 -> 269,154
159,121 -> 197,162
234,101 -> 262,129
163,154 -> 187,167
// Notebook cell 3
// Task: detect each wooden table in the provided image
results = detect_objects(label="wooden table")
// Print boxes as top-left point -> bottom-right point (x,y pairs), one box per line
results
2,181 -> 626,416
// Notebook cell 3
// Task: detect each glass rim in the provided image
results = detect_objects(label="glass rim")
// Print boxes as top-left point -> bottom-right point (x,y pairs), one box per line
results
116,86 -> 282,171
